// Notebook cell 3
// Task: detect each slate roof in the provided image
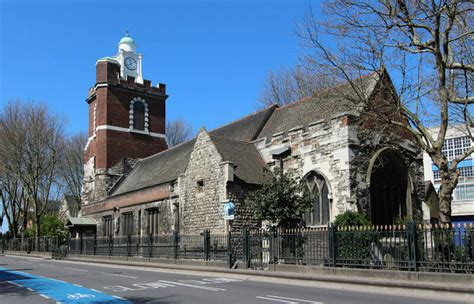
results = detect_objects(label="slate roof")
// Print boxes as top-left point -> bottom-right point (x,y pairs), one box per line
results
112,139 -> 196,196
209,105 -> 277,141
66,217 -> 97,226
256,72 -> 380,140
210,135 -> 267,185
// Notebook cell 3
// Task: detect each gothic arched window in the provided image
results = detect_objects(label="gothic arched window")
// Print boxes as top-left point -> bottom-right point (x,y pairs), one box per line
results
129,97 -> 149,132
304,171 -> 330,226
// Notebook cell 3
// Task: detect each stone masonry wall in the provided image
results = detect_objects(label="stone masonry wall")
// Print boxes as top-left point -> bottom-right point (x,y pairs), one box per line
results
228,182 -> 260,233
179,130 -> 227,234
254,115 -> 353,223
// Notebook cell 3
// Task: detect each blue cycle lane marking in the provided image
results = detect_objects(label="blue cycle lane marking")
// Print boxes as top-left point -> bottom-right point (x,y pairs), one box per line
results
0,267 -> 130,303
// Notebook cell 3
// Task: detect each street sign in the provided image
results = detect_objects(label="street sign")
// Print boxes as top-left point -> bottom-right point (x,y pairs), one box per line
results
223,201 -> 235,220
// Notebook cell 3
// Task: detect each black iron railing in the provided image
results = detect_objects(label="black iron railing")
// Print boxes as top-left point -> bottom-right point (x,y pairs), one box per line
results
3,222 -> 472,273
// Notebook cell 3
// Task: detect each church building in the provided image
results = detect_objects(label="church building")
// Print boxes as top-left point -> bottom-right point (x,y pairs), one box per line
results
77,34 -> 425,237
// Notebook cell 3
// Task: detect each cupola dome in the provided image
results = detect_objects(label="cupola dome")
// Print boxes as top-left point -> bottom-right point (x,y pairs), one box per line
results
118,32 -> 136,53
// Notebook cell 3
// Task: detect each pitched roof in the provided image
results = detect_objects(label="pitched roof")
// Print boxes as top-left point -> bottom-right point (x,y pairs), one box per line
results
257,72 -> 380,140
210,135 -> 267,185
66,217 -> 97,226
209,105 -> 277,141
111,139 -> 196,196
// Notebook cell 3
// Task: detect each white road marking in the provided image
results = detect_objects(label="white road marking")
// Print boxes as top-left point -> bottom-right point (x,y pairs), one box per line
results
90,289 -> 100,292
65,267 -> 88,272
73,284 -> 83,287
40,294 -> 50,299
106,273 -> 138,279
258,295 -> 324,304
257,296 -> 298,303
49,278 -> 66,283
158,280 -> 226,291
7,281 -> 22,287
113,295 -> 126,300
27,288 -> 34,291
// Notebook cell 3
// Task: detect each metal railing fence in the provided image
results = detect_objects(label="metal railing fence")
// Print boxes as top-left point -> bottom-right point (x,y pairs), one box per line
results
2,222 -> 472,273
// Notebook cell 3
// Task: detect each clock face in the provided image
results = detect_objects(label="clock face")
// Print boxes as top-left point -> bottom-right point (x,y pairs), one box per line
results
124,57 -> 137,70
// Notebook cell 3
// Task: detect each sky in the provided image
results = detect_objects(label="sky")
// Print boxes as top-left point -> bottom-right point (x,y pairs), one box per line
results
0,0 -> 318,135
0,0 -> 318,232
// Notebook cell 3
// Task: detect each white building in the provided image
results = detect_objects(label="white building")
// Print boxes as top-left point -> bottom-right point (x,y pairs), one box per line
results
423,126 -> 474,223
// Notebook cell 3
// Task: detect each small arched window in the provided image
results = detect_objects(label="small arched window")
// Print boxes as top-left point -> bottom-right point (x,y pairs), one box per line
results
304,171 -> 330,226
129,97 -> 149,131
133,101 -> 145,130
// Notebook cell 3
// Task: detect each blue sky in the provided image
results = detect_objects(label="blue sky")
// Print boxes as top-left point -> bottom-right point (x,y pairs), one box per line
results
0,0 -> 317,232
1,0 -> 317,136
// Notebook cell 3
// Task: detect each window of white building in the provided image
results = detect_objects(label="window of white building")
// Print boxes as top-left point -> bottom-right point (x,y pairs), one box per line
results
454,183 -> 474,201
441,136 -> 472,161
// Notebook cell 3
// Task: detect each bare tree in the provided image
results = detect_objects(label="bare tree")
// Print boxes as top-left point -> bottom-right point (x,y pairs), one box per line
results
22,103 -> 65,237
0,100 -> 65,237
59,132 -> 86,209
0,101 -> 29,237
297,1 -> 473,222
166,118 -> 194,147
259,64 -> 337,107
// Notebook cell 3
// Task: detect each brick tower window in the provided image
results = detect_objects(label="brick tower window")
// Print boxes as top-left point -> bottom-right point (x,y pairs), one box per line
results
129,97 -> 149,132
133,102 -> 145,130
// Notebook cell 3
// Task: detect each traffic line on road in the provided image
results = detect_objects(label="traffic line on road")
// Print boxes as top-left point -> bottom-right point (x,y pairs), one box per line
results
106,273 -> 138,279
0,267 -> 130,303
257,295 -> 324,304
159,280 -> 226,291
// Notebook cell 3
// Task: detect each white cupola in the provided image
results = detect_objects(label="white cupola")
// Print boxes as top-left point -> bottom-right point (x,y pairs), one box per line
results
118,32 -> 136,53
113,32 -> 143,83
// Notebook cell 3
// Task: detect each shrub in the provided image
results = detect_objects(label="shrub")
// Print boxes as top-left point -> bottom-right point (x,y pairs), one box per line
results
334,211 -> 370,227
333,211 -> 376,267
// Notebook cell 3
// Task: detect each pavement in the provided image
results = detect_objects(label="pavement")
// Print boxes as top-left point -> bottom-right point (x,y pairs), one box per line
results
0,254 -> 473,303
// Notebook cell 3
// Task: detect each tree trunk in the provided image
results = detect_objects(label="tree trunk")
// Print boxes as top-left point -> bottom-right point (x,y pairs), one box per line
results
437,167 -> 459,224
438,182 -> 453,223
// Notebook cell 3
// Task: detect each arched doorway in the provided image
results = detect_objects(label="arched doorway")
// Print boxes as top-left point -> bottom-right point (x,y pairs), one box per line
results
368,149 -> 408,225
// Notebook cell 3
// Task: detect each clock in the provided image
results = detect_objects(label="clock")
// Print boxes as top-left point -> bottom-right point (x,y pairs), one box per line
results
124,57 -> 137,70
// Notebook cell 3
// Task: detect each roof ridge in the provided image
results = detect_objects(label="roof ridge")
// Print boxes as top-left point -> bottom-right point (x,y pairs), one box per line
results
275,71 -> 379,111
209,104 -> 278,133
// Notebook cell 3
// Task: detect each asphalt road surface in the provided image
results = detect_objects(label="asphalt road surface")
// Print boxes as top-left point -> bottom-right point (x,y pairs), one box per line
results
0,255 -> 471,304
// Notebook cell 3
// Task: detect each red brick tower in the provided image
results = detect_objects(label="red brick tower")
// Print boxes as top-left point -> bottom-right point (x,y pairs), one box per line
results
82,34 -> 168,204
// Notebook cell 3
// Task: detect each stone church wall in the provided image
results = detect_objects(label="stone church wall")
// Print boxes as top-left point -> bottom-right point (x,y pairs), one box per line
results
254,115 -> 353,223
228,182 -> 260,232
179,131 -> 227,234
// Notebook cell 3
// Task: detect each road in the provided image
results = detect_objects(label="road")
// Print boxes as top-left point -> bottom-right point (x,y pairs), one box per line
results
0,255 -> 471,304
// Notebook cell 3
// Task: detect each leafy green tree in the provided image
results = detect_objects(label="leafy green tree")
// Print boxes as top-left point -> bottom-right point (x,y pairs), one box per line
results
248,168 -> 315,229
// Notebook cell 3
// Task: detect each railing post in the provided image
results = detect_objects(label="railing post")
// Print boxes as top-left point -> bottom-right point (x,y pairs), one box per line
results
227,230 -> 233,268
203,229 -> 210,261
469,226 -> 474,260
406,221 -> 418,271
173,231 -> 179,260
93,234 -> 97,255
328,224 -> 336,267
148,234 -> 153,258
109,235 -> 113,256
79,234 -> 84,255
242,229 -> 250,269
